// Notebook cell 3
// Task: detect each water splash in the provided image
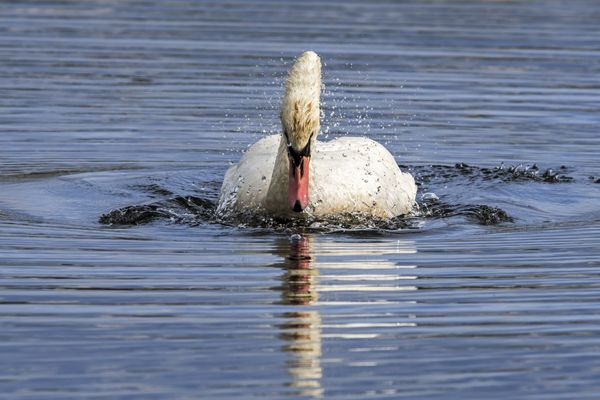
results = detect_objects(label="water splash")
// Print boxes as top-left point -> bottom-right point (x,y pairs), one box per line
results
99,163 -> 580,231
405,162 -> 574,186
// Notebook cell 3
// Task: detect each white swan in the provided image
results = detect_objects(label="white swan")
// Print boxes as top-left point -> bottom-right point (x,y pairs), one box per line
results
217,51 -> 416,220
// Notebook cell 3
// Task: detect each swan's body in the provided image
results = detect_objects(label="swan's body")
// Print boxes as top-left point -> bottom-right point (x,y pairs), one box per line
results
217,51 -> 416,221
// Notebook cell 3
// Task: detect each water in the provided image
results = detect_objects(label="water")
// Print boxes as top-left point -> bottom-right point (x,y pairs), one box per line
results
1,0 -> 600,398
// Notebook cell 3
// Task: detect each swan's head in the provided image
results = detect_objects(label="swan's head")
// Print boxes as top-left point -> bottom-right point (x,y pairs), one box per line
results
280,51 -> 321,212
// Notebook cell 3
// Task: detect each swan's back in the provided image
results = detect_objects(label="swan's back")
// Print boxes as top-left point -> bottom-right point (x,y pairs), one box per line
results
310,137 -> 416,218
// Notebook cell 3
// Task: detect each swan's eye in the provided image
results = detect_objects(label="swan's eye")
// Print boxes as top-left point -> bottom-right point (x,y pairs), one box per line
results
286,133 -> 313,167
287,145 -> 303,167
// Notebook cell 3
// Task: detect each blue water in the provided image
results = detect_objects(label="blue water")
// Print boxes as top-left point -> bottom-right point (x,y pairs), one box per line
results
1,1 -> 600,398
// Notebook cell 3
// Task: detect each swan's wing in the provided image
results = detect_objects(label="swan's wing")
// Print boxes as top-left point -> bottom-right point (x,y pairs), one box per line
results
311,137 -> 416,217
217,135 -> 280,215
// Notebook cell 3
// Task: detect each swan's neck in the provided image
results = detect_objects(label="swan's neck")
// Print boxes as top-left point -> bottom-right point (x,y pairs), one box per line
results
265,135 -> 292,212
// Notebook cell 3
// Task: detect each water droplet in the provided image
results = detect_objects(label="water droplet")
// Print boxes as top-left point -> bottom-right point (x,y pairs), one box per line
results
421,192 -> 439,201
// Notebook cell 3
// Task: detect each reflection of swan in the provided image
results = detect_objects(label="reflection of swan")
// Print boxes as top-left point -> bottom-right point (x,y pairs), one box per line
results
277,236 -> 323,397
280,235 -> 318,305
217,51 -> 416,220
281,310 -> 322,398
273,236 -> 419,397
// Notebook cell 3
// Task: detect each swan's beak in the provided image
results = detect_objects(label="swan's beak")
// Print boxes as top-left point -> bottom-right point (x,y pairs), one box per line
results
288,156 -> 310,212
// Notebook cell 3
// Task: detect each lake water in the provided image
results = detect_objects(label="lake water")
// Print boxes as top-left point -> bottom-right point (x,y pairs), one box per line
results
1,0 -> 600,398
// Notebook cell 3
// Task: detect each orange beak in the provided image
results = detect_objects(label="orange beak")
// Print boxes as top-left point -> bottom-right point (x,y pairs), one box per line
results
288,156 -> 310,212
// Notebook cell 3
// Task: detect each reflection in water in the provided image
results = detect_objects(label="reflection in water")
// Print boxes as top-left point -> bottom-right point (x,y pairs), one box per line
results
274,236 -> 419,397
277,236 -> 323,397
281,236 -> 318,305
280,310 -> 323,398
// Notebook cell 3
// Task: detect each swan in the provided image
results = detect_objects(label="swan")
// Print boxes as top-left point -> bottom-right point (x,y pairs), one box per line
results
217,51 -> 416,220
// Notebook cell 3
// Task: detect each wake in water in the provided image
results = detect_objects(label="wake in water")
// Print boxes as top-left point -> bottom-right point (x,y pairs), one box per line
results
99,163 -> 577,231
406,162 -> 574,185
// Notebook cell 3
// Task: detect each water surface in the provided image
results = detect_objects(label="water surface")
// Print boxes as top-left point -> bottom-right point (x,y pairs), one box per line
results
1,0 -> 600,398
